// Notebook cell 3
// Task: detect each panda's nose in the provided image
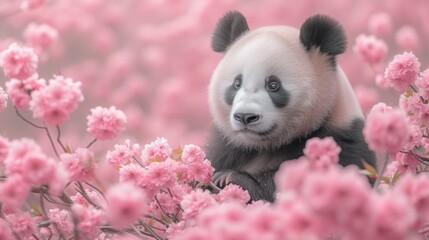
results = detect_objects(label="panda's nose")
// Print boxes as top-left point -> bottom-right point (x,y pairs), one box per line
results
234,113 -> 261,125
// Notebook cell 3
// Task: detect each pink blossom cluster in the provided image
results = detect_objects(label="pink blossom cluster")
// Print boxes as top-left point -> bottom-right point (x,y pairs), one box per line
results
363,103 -> 410,153
353,34 -> 387,65
174,155 -> 429,240
384,51 -> 420,91
30,74 -> 83,125
0,43 -> 38,80
23,23 -> 58,52
87,106 -> 127,140
0,138 -> 66,212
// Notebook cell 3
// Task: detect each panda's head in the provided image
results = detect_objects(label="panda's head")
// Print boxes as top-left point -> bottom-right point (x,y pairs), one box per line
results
209,11 -> 347,150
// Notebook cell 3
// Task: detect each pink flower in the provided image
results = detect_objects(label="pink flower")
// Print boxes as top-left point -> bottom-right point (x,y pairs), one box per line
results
303,137 -> 341,169
353,34 -> 387,64
399,94 -> 423,125
150,191 -> 182,217
367,102 -> 393,119
402,124 -> 422,151
0,86 -> 7,112
395,26 -> 420,51
363,108 -> 410,153
49,208 -> 74,236
4,137 -> 42,175
181,144 -> 205,163
301,166 -> 372,236
87,106 -> 127,140
24,23 -> 58,50
21,152 -> 56,184
72,204 -> 105,238
0,175 -> 30,211
5,75 -> 45,108
395,174 -> 429,225
181,189 -> 216,220
143,161 -> 176,189
184,160 -> 214,184
0,218 -> 13,240
5,212 -> 37,239
105,183 -> 148,228
0,43 -> 38,80
368,12 -> 392,36
5,79 -> 30,108
217,184 -> 250,204
141,137 -> 172,162
0,135 -> 9,164
247,205 -> 285,240
371,193 -> 417,239
119,163 -> 145,186
384,51 -> 420,91
48,165 -> 70,196
72,189 -> 105,208
30,75 -> 83,125
275,157 -> 312,193
106,139 -> 138,166
61,148 -> 96,181
166,221 -> 186,237
20,0 -> 45,10
416,69 -> 429,99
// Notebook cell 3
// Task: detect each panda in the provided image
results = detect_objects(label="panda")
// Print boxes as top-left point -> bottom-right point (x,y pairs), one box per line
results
206,11 -> 376,202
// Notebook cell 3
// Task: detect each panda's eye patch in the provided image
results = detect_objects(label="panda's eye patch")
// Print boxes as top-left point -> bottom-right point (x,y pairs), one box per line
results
266,75 -> 280,92
233,74 -> 242,89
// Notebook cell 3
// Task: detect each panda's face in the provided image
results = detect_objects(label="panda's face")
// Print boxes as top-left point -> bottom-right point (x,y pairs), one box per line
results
209,27 -> 332,150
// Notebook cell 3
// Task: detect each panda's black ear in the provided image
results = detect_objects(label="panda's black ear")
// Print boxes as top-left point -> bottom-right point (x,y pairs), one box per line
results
212,11 -> 249,53
299,15 -> 347,57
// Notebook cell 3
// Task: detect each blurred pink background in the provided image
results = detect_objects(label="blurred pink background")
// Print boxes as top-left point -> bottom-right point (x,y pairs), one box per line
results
0,0 -> 428,154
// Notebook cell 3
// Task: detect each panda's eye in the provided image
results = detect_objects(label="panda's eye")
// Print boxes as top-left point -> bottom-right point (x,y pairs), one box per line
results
233,75 -> 242,90
266,75 -> 280,92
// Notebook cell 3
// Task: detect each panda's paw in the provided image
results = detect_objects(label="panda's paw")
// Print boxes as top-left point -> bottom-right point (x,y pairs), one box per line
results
212,170 -> 237,188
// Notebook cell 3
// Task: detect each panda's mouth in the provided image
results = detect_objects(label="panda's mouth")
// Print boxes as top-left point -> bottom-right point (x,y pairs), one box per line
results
239,124 -> 277,136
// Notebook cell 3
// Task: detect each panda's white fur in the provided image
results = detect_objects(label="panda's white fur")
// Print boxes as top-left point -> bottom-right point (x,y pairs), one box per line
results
209,26 -> 363,150
206,11 -> 375,202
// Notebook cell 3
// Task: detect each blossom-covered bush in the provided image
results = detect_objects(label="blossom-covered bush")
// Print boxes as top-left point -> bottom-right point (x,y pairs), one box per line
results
0,1 -> 429,239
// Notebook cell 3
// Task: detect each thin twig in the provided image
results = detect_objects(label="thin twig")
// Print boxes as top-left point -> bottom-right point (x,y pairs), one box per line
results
143,215 -> 168,227
56,125 -> 67,152
86,138 -> 97,148
76,182 -> 101,209
84,181 -> 106,201
374,154 -> 389,187
14,107 -> 60,158
140,221 -> 166,240
132,156 -> 145,167
154,196 -> 172,222
0,9 -> 20,20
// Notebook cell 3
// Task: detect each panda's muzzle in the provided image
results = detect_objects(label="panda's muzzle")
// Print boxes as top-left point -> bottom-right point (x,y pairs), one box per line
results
233,113 -> 261,125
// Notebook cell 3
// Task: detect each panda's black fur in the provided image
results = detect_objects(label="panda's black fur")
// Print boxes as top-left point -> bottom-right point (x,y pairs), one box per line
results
206,11 -> 376,202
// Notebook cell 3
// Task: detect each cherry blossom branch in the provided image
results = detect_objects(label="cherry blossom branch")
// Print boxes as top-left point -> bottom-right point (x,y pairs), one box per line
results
14,106 -> 60,158
143,215 -> 168,227
0,9 -> 20,20
75,182 -> 101,209
139,221 -> 166,240
84,181 -> 106,201
154,195 -> 172,223
56,125 -> 67,153
86,138 -> 97,148
374,154 -> 389,187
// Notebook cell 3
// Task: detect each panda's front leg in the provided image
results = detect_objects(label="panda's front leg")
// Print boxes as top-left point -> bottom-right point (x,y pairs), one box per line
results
212,170 -> 276,202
